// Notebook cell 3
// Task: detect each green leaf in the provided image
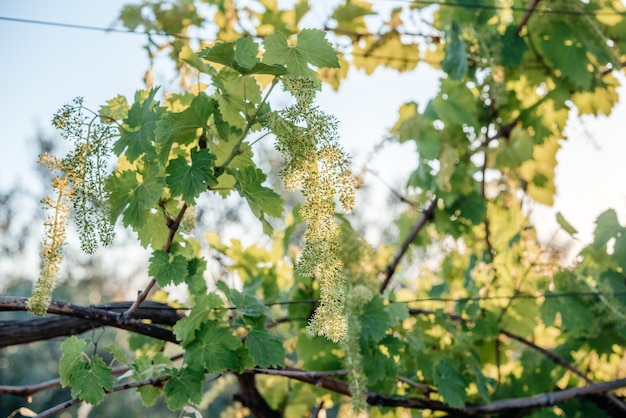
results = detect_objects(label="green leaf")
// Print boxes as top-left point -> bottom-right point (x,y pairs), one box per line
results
137,385 -> 161,407
185,320 -> 241,372
136,211 -> 170,249
221,283 -> 271,320
231,166 -> 284,234
200,42 -> 287,76
148,250 -> 189,286
386,301 -> 409,322
59,336 -> 88,387
114,88 -> 163,163
263,29 -> 339,78
174,293 -> 224,344
235,37 -> 260,69
592,209 -> 621,250
212,68 -> 262,128
246,329 -> 285,368
496,127 -> 534,169
433,357 -> 466,408
361,295 -> 392,342
432,79 -> 479,129
613,233 -> 626,273
69,355 -> 114,405
442,22 -> 467,80
448,192 -> 486,225
186,257 -> 208,295
180,45 -> 214,74
106,343 -> 129,365
106,162 -> 165,229
501,24 -> 528,68
164,367 -> 204,410
166,148 -> 217,204
537,22 -> 592,89
99,94 -> 130,121
556,212 -> 578,236
155,93 -> 216,163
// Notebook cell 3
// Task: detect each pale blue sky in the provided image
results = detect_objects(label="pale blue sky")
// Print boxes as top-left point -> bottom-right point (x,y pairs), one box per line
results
0,1 -> 624,257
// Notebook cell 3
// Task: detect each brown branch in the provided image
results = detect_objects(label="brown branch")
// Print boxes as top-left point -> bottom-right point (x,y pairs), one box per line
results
465,378 -> 626,415
234,373 -> 282,418
517,0 -> 541,34
249,366 -> 463,414
0,297 -> 179,348
0,363 -> 131,399
379,198 -> 437,293
34,375 -> 172,418
501,330 -> 626,414
409,308 -> 626,414
124,202 -> 189,318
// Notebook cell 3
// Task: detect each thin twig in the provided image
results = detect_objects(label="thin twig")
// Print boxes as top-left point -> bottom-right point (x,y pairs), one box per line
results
124,202 -> 188,318
517,0 -> 541,34
34,375 -> 172,418
396,374 -> 433,395
379,198 -> 437,293
465,378 -> 626,415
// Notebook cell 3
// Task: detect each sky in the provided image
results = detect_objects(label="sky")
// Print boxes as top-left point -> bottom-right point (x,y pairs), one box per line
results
0,0 -> 625,268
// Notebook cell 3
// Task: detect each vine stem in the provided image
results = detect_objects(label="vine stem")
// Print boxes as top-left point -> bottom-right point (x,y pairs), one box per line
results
124,203 -> 189,318
215,77 -> 279,174
379,198 -> 437,293
124,77 -> 280,318
517,0 -> 541,34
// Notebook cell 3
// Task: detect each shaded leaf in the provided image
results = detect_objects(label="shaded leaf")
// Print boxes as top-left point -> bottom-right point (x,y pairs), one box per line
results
166,148 -> 217,204
246,329 -> 285,368
149,250 -> 188,286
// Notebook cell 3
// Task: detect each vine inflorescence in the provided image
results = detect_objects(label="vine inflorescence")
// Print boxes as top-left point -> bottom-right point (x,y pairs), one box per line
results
268,76 -> 356,342
27,99 -> 117,316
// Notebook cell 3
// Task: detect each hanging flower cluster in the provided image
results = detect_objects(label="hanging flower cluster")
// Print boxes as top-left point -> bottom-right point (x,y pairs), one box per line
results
267,76 -> 355,342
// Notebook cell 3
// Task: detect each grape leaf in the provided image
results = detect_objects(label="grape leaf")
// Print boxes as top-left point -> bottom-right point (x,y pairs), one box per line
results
433,357 -> 467,408
442,21 -> 467,80
263,29 -> 339,78
230,166 -> 285,234
106,343 -> 129,365
179,45 -> 214,74
114,88 -> 164,163
592,209 -> 621,250
432,79 -> 479,129
220,282 -> 271,320
59,336 -> 88,387
166,148 -> 217,204
235,36 -> 260,69
613,233 -> 626,274
212,68 -> 262,128
164,368 -> 204,410
332,2 -> 374,34
556,212 -> 578,236
537,22 -> 592,89
148,250 -> 188,286
155,93 -> 216,163
136,211 -> 170,249
501,24 -> 528,68
137,385 -> 161,407
99,94 -> 130,121
174,293 -> 224,344
246,329 -> 285,368
184,320 -> 241,372
361,295 -> 392,342
106,163 -> 165,229
69,355 -> 114,405
199,40 -> 287,76
186,257 -> 208,295
448,191 -> 486,225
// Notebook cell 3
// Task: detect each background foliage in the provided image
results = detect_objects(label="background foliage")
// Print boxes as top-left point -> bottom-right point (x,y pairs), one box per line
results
2,1 -> 626,417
